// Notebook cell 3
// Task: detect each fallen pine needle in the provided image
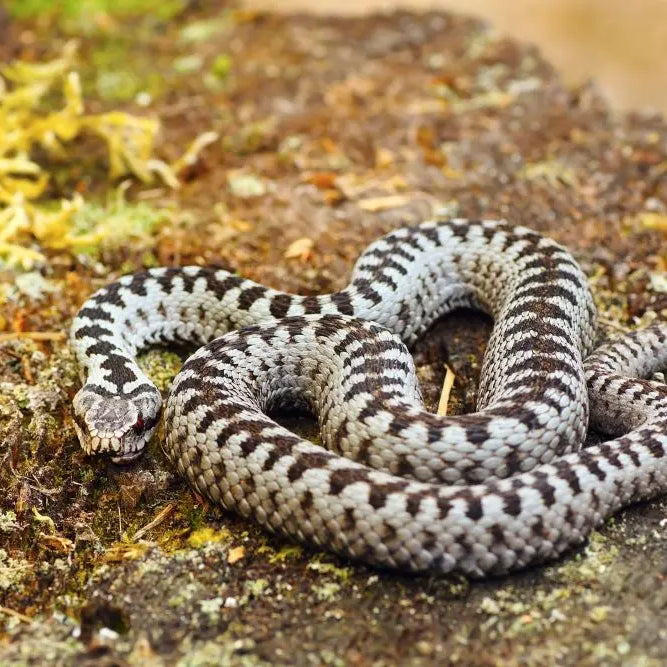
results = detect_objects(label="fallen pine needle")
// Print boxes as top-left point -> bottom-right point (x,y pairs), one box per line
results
133,503 -> 175,541
437,364 -> 455,416
0,606 -> 33,624
0,331 -> 67,342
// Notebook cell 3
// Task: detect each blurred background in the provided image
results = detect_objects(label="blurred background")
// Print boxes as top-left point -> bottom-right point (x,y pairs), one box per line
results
243,0 -> 667,114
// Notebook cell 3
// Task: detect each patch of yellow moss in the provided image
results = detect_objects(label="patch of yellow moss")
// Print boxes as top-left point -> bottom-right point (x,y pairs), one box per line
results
0,42 -> 217,269
187,526 -> 232,549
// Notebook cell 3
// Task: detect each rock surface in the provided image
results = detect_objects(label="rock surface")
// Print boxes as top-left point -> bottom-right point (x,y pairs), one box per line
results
1,5 -> 667,665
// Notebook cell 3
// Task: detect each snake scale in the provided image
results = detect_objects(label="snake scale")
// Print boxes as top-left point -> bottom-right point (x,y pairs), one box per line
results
71,219 -> 667,576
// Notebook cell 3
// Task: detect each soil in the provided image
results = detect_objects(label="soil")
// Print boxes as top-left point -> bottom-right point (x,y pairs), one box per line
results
2,2 -> 667,665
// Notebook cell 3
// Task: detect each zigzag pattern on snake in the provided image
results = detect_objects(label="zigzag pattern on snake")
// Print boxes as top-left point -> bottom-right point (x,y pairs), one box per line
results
70,219 -> 667,576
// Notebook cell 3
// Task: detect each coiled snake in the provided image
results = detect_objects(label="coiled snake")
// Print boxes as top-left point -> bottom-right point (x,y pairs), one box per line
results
70,219 -> 667,576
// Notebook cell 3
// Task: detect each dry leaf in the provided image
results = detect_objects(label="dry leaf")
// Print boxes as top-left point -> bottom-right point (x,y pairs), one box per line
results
323,189 -> 344,206
284,237 -> 314,261
639,212 -> 667,232
358,194 -> 410,212
320,137 -> 338,153
304,171 -> 338,189
228,545 -> 246,564
375,147 -> 395,168
38,533 -> 74,553
103,542 -> 150,563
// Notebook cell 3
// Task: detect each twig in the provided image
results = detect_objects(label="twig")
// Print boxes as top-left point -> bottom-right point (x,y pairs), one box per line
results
596,317 -> 631,333
0,606 -> 33,624
10,472 -> 59,498
21,354 -> 34,384
0,332 -> 67,342
133,503 -> 175,541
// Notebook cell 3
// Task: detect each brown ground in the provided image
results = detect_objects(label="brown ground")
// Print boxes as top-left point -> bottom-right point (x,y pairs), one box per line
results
243,0 -> 667,114
2,3 -> 667,665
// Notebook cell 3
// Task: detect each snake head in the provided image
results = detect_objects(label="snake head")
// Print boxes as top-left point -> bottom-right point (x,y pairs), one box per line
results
72,385 -> 162,463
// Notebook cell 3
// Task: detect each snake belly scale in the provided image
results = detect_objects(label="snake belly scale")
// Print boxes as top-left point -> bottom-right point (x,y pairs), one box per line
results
70,219 -> 667,576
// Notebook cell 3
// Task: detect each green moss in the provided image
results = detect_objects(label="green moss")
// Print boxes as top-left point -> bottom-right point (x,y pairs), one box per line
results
243,579 -> 269,598
70,197 -> 171,258
222,119 -> 276,155
136,349 -> 182,393
178,16 -> 232,44
307,560 -> 353,583
312,581 -> 341,602
6,0 -> 185,22
0,548 -> 32,592
0,511 -> 19,534
211,54 -> 233,81
267,545 -> 303,563
551,530 -> 620,584
90,40 -> 167,102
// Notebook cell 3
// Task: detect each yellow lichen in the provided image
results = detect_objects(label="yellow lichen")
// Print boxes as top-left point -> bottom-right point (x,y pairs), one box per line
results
187,527 -> 232,548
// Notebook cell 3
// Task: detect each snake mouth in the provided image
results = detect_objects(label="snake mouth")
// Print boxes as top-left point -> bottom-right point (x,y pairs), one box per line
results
110,450 -> 144,464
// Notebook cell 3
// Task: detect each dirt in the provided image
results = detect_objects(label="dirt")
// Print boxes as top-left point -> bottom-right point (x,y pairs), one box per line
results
1,2 -> 667,665
242,0 -> 667,114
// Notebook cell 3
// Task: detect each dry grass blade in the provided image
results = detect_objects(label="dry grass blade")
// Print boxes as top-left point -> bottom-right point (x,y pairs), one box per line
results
0,331 -> 67,342
0,606 -> 33,624
437,364 -> 456,416
132,503 -> 175,541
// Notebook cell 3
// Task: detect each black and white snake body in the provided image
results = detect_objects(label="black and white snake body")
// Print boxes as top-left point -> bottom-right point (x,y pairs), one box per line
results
70,219 -> 667,576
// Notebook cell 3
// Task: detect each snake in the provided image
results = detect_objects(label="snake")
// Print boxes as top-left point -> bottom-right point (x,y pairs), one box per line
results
70,218 -> 667,576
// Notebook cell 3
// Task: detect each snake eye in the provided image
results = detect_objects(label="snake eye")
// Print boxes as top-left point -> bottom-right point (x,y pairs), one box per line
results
132,415 -> 145,434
